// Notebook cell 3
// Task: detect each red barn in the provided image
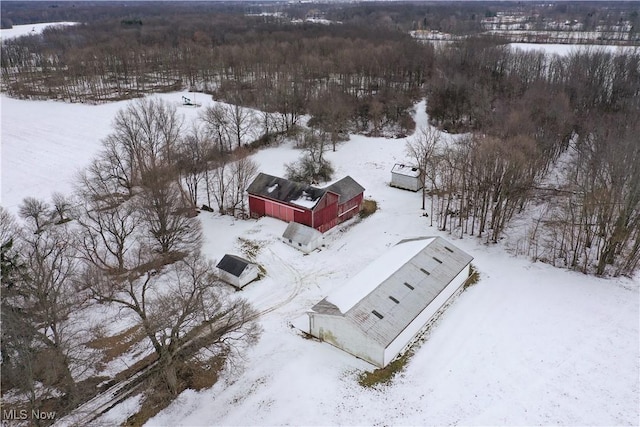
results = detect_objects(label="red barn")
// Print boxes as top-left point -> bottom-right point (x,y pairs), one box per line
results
247,173 -> 365,233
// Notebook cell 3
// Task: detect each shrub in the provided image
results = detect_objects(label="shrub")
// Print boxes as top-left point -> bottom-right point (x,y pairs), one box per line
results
359,199 -> 378,219
358,351 -> 411,388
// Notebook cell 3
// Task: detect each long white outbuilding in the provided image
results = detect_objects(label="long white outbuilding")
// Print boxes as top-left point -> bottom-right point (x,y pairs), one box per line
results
305,236 -> 473,368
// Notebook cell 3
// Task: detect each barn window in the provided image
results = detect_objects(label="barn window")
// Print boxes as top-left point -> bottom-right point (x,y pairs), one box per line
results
420,268 -> 430,275
403,282 -> 414,290
389,296 -> 399,304
371,310 -> 384,319
432,257 -> 443,264
444,246 -> 454,253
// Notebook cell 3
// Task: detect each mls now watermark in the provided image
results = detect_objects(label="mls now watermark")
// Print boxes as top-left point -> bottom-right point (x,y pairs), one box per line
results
2,409 -> 57,421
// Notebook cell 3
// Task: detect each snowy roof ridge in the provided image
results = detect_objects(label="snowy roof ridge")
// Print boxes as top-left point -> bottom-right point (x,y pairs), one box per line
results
247,173 -> 365,209
247,172 -> 326,208
392,163 -> 421,177
325,176 -> 365,204
324,237 -> 437,313
283,222 -> 322,245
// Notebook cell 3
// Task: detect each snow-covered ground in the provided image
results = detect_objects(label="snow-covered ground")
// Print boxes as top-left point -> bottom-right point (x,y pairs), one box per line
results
0,22 -> 77,41
509,42 -> 638,55
0,92 -> 242,213
2,93 -> 638,426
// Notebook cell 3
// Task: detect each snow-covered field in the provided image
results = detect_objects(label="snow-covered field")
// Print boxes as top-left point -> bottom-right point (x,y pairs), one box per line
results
2,92 -> 639,426
0,22 -> 77,41
1,93 -> 212,213
509,42 -> 638,55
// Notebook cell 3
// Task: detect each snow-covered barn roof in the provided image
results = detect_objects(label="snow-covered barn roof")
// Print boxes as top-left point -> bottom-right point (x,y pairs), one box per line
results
247,173 -> 327,209
216,254 -> 255,278
392,163 -> 421,177
283,222 -> 322,245
311,237 -> 473,348
247,173 -> 365,208
326,176 -> 365,204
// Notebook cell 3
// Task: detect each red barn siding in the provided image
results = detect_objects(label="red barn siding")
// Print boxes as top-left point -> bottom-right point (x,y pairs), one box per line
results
248,184 -> 363,233
250,195 -> 304,223
249,195 -> 266,218
293,209 -> 313,228
337,193 -> 364,223
312,193 -> 338,232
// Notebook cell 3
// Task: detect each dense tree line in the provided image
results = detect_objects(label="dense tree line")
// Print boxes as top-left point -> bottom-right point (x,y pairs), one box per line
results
422,39 -> 639,277
1,12 -> 432,137
3,1 -> 635,35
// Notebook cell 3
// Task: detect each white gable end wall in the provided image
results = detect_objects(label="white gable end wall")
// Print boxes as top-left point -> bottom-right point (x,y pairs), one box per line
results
219,270 -> 241,288
238,265 -> 259,288
309,313 -> 384,367
383,263 -> 470,366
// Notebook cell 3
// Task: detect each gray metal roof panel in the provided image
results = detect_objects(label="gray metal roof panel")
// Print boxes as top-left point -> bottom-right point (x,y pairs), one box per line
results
282,222 -> 322,245
343,237 -> 473,348
325,176 -> 365,203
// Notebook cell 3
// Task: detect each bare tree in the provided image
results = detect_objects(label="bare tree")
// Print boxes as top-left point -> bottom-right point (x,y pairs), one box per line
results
226,154 -> 259,218
208,157 -> 230,215
18,196 -> 53,233
84,252 -> 260,395
137,167 -> 202,256
176,124 -> 215,208
285,129 -> 334,184
51,192 -> 74,224
406,126 -> 440,210
308,87 -> 352,152
226,102 -> 257,150
201,101 -> 257,151
108,97 -> 183,186
76,195 -> 144,274
2,203 -> 90,414
200,103 -> 232,153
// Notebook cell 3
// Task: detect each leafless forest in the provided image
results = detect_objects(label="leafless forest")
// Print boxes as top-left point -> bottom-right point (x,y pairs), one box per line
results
1,1 -> 639,424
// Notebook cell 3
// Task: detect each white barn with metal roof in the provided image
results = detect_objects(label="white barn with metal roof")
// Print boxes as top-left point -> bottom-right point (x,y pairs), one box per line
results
305,236 -> 473,367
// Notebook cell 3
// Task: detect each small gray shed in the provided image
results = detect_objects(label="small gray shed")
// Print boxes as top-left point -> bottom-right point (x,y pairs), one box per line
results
305,236 -> 473,367
391,163 -> 422,192
216,254 -> 260,289
283,222 -> 323,253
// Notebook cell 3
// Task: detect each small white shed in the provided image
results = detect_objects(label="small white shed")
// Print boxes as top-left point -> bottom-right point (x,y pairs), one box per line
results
283,222 -> 323,253
390,163 -> 422,192
216,254 -> 260,289
305,236 -> 473,368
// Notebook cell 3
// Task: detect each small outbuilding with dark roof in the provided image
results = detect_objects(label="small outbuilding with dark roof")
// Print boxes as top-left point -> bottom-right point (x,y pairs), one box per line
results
216,254 -> 260,289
